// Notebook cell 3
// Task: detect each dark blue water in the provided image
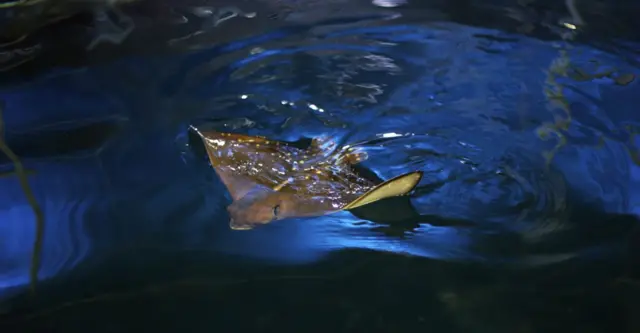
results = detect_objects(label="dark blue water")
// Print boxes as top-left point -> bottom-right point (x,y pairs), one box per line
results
0,1 -> 639,332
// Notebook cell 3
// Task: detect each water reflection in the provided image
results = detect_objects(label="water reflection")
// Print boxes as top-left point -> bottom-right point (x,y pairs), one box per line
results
0,4 -> 638,310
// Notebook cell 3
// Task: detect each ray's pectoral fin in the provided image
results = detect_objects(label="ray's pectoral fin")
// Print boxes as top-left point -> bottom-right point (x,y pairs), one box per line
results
343,171 -> 423,210
197,130 -> 276,201
214,168 -> 258,201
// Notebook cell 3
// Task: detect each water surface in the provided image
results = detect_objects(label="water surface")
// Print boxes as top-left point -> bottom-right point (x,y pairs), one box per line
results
0,0 -> 639,332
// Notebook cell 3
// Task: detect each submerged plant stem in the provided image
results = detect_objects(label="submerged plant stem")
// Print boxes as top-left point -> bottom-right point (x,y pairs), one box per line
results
0,102 -> 44,295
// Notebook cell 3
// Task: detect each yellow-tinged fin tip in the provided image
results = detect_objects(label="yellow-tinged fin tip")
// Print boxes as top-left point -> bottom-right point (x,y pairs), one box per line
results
343,171 -> 423,210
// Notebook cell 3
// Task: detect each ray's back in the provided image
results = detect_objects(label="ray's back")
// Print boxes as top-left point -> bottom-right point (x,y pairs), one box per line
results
201,131 -> 376,205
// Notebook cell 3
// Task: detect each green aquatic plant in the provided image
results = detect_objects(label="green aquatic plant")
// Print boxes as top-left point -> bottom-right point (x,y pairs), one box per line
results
0,101 -> 44,295
536,0 -> 584,167
538,48 -> 571,168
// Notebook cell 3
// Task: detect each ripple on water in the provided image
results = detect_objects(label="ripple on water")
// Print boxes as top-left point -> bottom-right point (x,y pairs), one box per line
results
176,18 -> 639,265
0,13 -> 635,279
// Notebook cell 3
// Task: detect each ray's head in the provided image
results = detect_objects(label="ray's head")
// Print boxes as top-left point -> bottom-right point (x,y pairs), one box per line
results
226,186 -> 297,230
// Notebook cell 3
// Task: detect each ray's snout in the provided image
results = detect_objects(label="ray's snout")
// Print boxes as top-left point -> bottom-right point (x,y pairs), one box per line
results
227,203 -> 255,230
228,218 -> 254,230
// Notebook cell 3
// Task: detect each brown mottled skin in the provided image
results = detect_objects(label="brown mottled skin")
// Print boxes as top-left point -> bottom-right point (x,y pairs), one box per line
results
199,130 -> 374,230
198,129 -> 422,230
226,185 -> 305,230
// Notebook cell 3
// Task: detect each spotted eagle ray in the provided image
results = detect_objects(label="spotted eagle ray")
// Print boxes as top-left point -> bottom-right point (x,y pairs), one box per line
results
194,128 -> 423,230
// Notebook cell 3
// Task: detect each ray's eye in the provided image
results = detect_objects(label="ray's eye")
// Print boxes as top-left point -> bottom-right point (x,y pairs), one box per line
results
273,204 -> 280,219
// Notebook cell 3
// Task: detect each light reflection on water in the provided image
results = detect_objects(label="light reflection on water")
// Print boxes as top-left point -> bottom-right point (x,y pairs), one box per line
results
0,11 -> 638,302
